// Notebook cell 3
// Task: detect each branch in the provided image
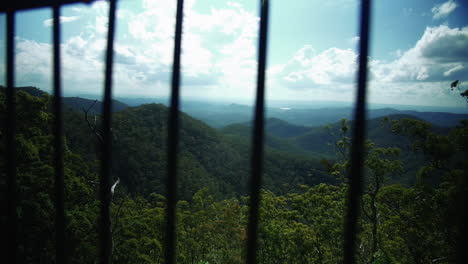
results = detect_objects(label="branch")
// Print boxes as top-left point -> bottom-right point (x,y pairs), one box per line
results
432,257 -> 446,263
82,99 -> 103,143
111,177 -> 120,199
360,195 -> 371,220
87,180 -> 99,186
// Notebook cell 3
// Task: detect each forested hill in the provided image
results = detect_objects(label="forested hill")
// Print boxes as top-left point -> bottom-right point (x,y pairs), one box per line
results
3,86 -> 453,192
1,87 -> 465,263
223,115 -> 437,155
222,116 -> 435,185
10,86 -> 130,114
46,91 -> 330,198
103,103 -> 333,198
0,86 -> 332,198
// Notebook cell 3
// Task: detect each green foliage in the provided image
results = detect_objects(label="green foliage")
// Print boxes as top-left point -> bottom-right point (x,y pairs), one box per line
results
0,91 -> 100,263
1,88 -> 464,264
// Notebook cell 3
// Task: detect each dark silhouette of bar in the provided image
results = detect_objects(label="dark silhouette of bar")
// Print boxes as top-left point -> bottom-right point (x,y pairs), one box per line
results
5,9 -> 17,264
99,0 -> 117,263
52,3 -> 66,264
246,1 -> 269,264
343,0 -> 371,264
165,0 -> 185,263
0,0 -> 95,12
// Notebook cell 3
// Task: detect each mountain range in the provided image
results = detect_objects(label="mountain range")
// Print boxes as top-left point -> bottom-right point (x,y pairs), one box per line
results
7,86 -> 465,192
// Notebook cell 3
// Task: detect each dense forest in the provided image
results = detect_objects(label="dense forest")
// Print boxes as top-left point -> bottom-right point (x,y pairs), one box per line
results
1,87 -> 467,263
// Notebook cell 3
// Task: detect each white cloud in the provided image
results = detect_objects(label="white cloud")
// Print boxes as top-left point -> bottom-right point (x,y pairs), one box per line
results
270,45 -> 357,89
94,16 -> 108,34
17,0 -> 261,98
443,64 -> 464,76
20,0 -> 466,106
371,25 -> 468,83
43,16 -> 80,27
264,24 -> 468,105
432,0 -> 458,20
365,24 -> 468,106
71,7 -> 84,13
349,36 -> 360,45
15,40 -> 52,88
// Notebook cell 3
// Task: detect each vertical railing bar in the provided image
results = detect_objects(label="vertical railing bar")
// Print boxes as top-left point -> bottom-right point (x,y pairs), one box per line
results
5,9 -> 17,264
52,2 -> 66,264
246,1 -> 269,264
99,0 -> 117,263
458,169 -> 468,263
343,0 -> 371,263
165,0 -> 184,263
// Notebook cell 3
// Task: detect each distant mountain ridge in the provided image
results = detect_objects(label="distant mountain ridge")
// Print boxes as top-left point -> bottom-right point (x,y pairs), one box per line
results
367,107 -> 468,127
224,116 -> 424,156
114,96 -> 468,128
10,86 -> 467,127
222,115 -> 436,185
63,96 -> 128,114
8,86 -> 129,114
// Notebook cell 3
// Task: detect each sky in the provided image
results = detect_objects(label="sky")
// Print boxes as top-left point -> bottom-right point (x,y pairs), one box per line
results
0,0 -> 467,107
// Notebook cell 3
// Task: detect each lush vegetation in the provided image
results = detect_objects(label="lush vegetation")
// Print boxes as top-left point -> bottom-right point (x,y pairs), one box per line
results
1,87 -> 466,263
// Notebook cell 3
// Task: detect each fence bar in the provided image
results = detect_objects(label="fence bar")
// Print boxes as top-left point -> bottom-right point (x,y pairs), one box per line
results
99,0 -> 117,263
165,0 -> 185,263
246,1 -> 269,264
5,10 -> 17,264
343,0 -> 371,263
0,0 -> 95,12
52,3 -> 66,264
458,164 -> 468,263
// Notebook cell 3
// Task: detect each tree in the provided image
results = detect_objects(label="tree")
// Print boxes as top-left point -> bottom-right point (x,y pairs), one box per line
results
326,119 -> 402,263
449,80 -> 468,104
0,90 -> 101,263
361,143 -> 402,263
386,116 -> 468,263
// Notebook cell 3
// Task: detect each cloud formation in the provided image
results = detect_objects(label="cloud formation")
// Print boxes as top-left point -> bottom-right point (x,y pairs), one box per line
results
273,45 -> 357,88
10,0 -> 468,107
432,0 -> 458,20
43,16 -> 80,27
265,24 -> 468,105
13,0 -> 263,98
370,25 -> 468,82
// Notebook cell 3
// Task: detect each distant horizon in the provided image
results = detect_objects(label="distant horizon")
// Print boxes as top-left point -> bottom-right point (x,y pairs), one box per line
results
9,85 -> 468,114
77,91 -> 468,114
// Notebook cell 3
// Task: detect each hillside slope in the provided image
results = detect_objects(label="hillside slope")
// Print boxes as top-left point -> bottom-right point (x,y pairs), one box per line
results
222,115 -> 438,185
108,104 -> 334,198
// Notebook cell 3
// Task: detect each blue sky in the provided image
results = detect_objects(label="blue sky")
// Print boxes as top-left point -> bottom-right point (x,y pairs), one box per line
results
0,0 -> 467,107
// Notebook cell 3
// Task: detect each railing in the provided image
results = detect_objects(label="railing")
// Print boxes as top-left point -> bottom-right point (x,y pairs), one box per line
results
2,1 -> 464,264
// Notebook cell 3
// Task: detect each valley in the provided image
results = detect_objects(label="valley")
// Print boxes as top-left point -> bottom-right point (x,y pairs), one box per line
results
1,86 -> 465,263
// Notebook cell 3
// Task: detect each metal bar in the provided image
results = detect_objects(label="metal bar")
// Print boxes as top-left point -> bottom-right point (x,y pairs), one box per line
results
0,0 -> 95,13
457,163 -> 468,263
456,176 -> 468,264
343,0 -> 371,263
52,3 -> 66,264
99,0 -> 117,263
246,1 -> 269,264
5,10 -> 17,264
165,0 -> 185,263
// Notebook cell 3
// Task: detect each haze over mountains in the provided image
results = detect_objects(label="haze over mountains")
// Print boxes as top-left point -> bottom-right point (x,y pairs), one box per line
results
10,87 -> 468,129
72,90 -> 468,128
